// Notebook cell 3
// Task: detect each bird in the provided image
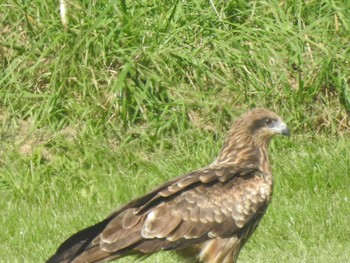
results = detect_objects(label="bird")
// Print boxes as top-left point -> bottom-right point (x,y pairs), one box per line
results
47,107 -> 290,263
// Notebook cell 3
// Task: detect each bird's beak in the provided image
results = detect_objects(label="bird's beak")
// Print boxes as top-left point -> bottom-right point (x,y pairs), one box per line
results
281,126 -> 291,136
272,120 -> 290,137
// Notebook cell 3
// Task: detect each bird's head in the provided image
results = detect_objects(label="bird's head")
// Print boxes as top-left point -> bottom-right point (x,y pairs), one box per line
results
215,108 -> 290,166
230,108 -> 290,147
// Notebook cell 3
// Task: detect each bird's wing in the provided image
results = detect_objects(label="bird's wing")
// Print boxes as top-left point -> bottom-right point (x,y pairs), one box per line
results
48,165 -> 270,263
94,165 -> 271,255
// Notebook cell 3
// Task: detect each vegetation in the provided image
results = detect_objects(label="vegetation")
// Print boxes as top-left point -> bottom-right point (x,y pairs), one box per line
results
0,0 -> 349,262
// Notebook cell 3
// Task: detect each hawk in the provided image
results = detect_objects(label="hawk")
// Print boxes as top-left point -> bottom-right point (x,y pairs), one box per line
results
47,108 -> 290,263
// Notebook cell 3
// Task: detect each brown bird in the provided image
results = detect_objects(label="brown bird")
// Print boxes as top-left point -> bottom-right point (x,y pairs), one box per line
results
47,108 -> 290,263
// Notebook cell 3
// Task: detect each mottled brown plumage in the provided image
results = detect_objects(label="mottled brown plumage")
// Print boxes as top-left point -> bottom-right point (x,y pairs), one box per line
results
47,108 -> 290,263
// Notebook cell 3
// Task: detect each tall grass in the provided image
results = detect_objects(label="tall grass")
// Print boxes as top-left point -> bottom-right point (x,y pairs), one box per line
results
2,0 -> 349,135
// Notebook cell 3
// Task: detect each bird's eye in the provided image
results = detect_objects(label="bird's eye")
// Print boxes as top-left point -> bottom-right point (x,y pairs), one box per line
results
265,118 -> 273,125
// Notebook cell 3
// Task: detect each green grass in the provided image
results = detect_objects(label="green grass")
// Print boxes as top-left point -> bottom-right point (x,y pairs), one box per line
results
1,0 -> 350,262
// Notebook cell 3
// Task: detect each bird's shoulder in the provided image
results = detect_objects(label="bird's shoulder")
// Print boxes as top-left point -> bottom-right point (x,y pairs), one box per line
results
120,163 -> 262,214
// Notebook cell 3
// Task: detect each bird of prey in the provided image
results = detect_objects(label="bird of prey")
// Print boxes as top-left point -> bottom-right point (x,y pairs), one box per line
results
47,108 -> 290,263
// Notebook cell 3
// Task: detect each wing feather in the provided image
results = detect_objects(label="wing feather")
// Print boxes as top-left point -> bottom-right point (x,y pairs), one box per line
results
141,204 -> 182,238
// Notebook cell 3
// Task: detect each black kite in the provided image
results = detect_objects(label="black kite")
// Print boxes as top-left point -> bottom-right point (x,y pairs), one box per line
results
47,108 -> 290,263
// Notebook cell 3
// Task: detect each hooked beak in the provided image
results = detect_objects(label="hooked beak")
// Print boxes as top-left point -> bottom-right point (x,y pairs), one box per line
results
281,126 -> 291,136
272,119 -> 291,137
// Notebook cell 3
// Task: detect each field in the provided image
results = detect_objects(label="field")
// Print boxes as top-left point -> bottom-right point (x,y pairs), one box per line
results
1,0 -> 350,262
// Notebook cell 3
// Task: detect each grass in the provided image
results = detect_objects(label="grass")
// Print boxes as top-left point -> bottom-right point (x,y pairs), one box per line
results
0,0 -> 350,262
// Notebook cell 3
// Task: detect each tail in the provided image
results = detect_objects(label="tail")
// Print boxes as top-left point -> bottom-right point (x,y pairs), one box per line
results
46,216 -> 114,263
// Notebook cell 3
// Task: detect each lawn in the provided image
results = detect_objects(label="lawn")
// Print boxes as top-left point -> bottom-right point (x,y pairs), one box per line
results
1,0 -> 350,262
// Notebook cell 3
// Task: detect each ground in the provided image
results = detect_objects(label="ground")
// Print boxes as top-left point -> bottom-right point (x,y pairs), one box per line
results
0,0 -> 350,262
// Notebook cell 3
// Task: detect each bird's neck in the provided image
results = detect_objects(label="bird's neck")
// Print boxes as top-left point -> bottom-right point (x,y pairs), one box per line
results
212,137 -> 271,174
